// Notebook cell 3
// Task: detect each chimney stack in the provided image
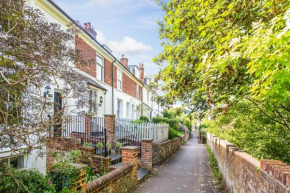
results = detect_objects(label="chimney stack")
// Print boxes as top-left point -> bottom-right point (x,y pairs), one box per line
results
83,22 -> 97,39
139,63 -> 145,83
120,54 -> 129,68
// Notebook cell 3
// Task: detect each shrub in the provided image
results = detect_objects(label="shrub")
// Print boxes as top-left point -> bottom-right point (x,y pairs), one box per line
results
0,164 -> 56,193
152,117 -> 166,123
152,117 -> 180,131
131,119 -> 147,124
140,116 -> 149,122
168,127 -> 178,139
184,118 -> 192,132
162,110 -> 173,118
166,119 -> 180,131
49,163 -> 80,192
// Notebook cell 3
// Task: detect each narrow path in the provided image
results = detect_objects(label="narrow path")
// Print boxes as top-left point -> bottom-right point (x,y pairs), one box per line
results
134,132 -> 219,193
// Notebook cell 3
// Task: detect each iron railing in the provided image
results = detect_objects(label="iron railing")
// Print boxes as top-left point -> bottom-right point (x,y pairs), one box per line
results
115,120 -> 142,159
63,115 -> 108,156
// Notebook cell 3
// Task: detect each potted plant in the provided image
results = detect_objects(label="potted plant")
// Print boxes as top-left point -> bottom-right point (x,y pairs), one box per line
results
82,142 -> 95,153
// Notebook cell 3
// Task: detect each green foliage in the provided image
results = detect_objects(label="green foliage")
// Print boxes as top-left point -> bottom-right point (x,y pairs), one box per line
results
162,110 -> 173,118
131,119 -> 147,124
70,150 -> 82,163
152,117 -> 180,131
140,116 -> 150,122
204,101 -> 290,164
206,145 -> 223,189
49,163 -> 80,192
183,118 -> 192,132
83,142 -> 92,147
168,127 -> 178,139
0,164 -> 56,193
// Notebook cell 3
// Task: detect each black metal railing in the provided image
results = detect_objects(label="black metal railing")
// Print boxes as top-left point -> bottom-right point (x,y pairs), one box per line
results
115,120 -> 141,159
63,115 -> 108,157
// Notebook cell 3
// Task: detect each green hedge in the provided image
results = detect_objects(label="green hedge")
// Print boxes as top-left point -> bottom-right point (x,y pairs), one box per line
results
0,164 -> 56,193
169,127 -> 179,139
152,117 -> 180,131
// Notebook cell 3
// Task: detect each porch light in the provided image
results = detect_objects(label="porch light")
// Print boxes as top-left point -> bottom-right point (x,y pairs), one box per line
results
44,85 -> 51,97
100,96 -> 103,104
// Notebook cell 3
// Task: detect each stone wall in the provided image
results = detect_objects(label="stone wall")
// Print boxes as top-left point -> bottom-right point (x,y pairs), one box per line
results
86,164 -> 135,193
153,138 -> 181,166
207,133 -> 290,193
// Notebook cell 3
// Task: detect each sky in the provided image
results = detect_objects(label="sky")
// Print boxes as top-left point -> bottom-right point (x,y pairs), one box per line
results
53,0 -> 165,77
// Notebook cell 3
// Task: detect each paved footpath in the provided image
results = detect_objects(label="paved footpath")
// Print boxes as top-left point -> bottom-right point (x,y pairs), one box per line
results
134,132 -> 220,193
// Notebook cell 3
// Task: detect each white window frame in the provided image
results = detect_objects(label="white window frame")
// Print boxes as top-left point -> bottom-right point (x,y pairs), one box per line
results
117,99 -> 123,118
96,55 -> 104,81
2,155 -> 25,169
117,69 -> 122,90
126,102 -> 130,118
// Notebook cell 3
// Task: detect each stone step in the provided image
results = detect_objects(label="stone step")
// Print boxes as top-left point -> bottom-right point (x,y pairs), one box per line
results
138,168 -> 149,182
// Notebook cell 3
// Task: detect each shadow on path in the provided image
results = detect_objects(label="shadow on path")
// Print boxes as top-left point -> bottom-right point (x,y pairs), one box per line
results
134,132 -> 221,193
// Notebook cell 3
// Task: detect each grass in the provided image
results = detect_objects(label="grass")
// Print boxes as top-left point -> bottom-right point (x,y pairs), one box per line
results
205,144 -> 224,189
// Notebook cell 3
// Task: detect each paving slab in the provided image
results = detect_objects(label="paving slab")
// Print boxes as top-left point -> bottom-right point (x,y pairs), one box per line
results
134,132 -> 222,193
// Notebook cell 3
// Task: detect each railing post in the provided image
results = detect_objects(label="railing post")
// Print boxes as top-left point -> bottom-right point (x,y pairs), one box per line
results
121,146 -> 138,185
104,114 -> 115,144
85,115 -> 92,143
141,139 -> 153,171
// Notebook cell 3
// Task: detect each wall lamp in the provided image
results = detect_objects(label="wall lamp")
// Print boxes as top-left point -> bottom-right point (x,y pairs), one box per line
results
44,85 -> 51,98
99,96 -> 103,106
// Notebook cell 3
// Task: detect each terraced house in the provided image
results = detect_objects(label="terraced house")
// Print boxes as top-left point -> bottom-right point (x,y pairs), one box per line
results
0,0 -> 164,173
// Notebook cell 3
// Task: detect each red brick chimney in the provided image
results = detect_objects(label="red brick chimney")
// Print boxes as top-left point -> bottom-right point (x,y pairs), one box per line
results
139,63 -> 144,82
120,54 -> 128,68
84,22 -> 97,39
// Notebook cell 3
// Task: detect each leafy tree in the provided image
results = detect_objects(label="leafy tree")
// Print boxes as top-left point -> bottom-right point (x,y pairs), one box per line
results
0,1 -> 88,153
155,0 -> 290,162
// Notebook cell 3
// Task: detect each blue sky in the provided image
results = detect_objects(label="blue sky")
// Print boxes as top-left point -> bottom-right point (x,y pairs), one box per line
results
53,0 -> 164,77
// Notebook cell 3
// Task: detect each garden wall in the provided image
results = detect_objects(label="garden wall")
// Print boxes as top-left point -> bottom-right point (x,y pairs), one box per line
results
86,164 -> 135,193
207,133 -> 290,193
153,138 -> 181,166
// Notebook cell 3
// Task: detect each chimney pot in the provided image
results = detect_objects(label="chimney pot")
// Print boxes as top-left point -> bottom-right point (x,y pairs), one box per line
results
120,54 -> 128,68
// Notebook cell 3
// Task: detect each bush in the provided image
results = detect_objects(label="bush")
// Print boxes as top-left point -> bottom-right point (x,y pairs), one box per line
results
169,127 -> 179,139
49,163 -> 80,192
139,116 -> 149,122
0,164 -> 56,193
162,110 -> 173,118
152,117 -> 180,131
166,119 -> 180,131
131,119 -> 147,124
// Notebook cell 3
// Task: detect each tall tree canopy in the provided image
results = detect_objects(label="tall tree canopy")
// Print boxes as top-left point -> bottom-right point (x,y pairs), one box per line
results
155,0 -> 290,162
0,0 -> 88,153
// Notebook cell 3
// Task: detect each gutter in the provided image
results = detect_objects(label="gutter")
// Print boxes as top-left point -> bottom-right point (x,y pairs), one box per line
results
111,59 -> 117,114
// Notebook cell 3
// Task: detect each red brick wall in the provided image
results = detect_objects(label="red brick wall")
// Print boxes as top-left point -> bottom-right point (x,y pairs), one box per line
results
207,133 -> 290,193
75,36 -> 96,78
123,73 -> 137,98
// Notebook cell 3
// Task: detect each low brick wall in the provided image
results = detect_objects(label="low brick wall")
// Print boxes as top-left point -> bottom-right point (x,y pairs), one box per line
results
207,133 -> 290,193
86,163 -> 135,193
153,138 -> 181,166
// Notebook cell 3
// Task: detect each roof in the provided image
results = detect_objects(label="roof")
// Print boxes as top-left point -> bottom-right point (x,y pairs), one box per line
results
47,0 -> 146,87
81,74 -> 107,91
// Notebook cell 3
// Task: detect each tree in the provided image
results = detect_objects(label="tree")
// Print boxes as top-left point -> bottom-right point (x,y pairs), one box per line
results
0,0 -> 88,154
154,0 -> 290,129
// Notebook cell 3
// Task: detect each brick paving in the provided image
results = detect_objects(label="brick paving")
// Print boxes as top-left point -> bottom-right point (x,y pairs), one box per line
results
134,132 -> 221,193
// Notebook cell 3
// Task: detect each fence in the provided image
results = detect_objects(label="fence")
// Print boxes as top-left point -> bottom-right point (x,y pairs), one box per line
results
62,115 -> 108,156
116,119 -> 169,143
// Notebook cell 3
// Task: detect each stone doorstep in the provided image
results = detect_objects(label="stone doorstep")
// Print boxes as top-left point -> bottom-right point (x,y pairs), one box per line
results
137,168 -> 150,183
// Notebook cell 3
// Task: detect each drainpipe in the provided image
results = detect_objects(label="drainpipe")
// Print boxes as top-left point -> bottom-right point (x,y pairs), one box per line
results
111,59 -> 117,115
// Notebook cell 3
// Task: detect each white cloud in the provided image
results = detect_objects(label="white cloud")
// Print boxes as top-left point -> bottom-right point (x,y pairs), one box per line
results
108,36 -> 153,54
96,30 -> 153,55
